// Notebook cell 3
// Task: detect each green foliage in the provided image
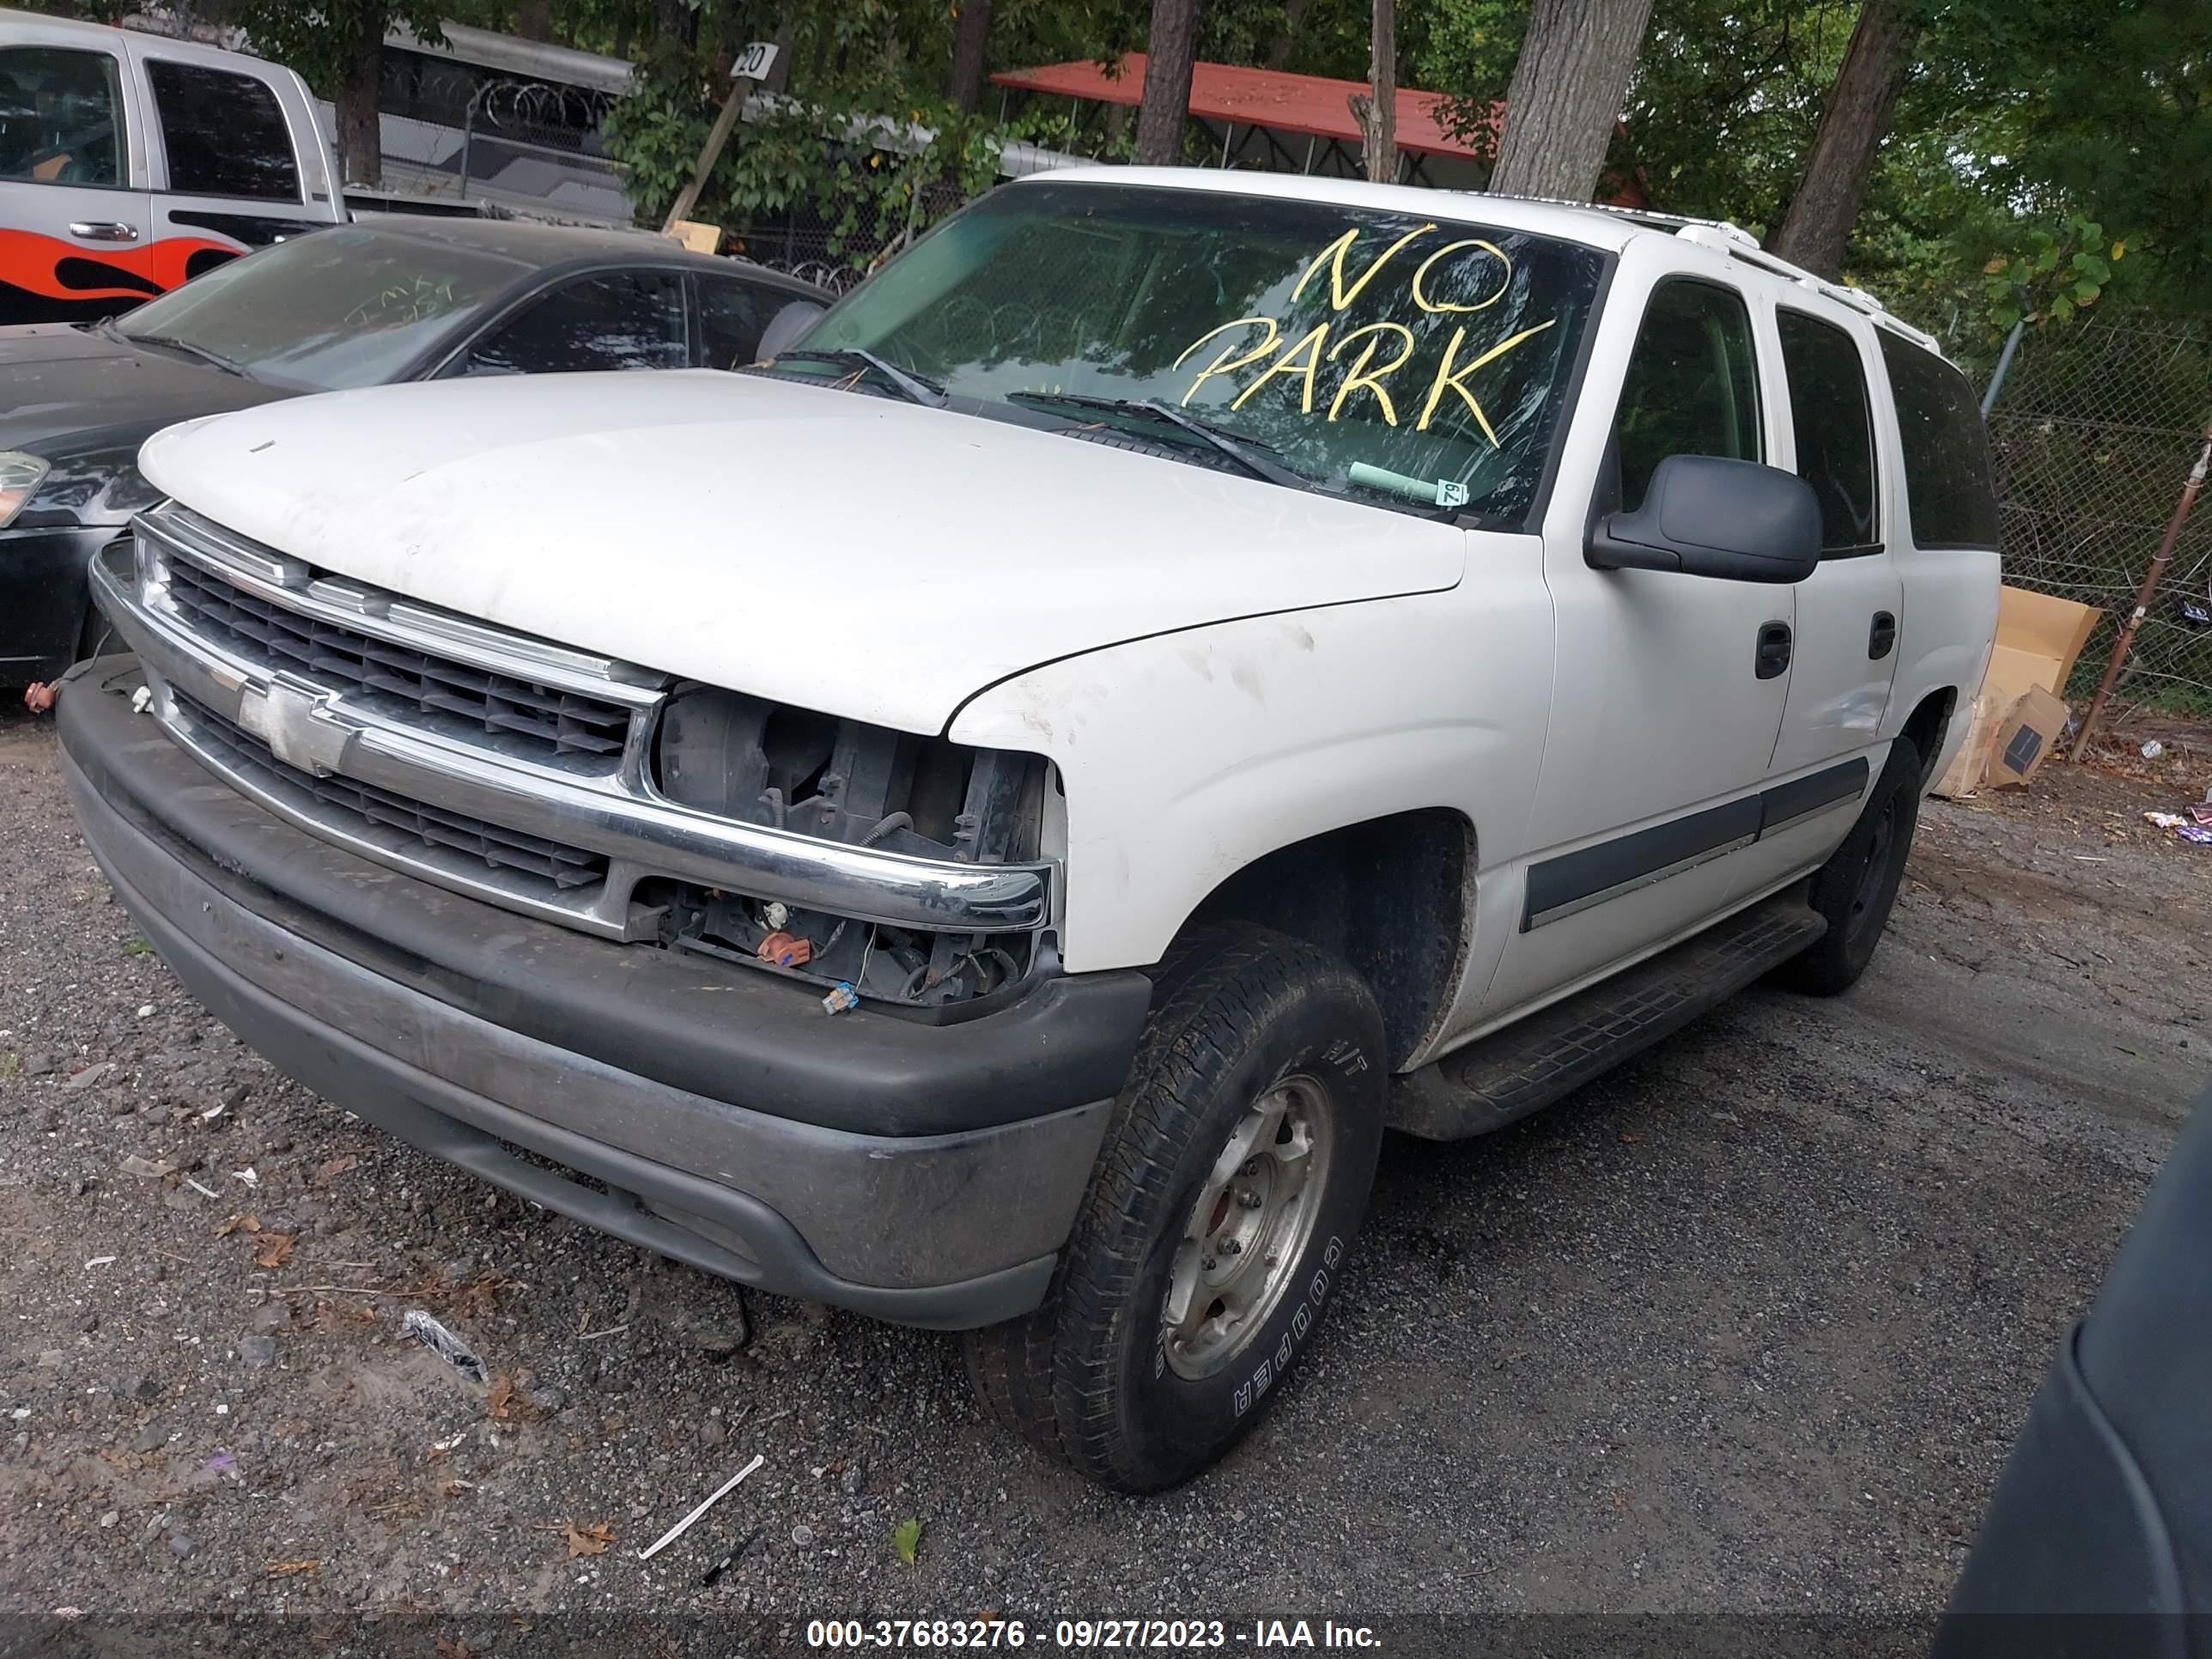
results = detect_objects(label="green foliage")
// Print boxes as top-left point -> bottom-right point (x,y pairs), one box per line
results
230,0 -> 453,100
1421,0 -> 1527,143
1982,217 -> 2129,334
599,2 -> 1080,258
118,0 -> 2209,338
596,47 -> 711,220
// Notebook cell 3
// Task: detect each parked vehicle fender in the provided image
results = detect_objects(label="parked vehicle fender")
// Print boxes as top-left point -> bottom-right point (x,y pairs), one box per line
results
948,544 -> 1556,994
1889,546 -> 2000,781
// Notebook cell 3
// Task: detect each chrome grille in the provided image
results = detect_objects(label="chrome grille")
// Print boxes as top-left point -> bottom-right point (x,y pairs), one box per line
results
161,552 -> 631,766
175,693 -> 610,896
101,510 -> 1055,945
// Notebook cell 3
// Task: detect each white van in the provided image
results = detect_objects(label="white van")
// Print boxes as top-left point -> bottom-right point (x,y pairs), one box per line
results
0,9 -> 341,325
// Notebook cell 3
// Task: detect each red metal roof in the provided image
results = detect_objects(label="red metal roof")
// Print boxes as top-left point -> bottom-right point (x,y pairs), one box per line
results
991,56 -> 1501,162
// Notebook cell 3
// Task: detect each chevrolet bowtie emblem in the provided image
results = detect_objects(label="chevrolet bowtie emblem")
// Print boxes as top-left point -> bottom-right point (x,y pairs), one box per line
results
236,677 -> 352,776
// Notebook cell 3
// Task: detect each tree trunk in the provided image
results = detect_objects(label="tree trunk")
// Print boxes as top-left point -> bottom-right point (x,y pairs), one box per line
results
1351,0 -> 1395,182
949,0 -> 992,111
514,0 -> 554,43
1765,0 -> 1917,278
1264,0 -> 1316,70
1486,0 -> 1655,202
763,8 -> 796,94
336,5 -> 383,188
656,0 -> 699,51
1135,0 -> 1201,166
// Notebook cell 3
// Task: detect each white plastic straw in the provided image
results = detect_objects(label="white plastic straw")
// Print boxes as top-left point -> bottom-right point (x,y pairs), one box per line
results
636,1452 -> 765,1560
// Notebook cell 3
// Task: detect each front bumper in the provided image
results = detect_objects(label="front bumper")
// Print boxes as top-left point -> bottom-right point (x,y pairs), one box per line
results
58,656 -> 1152,1328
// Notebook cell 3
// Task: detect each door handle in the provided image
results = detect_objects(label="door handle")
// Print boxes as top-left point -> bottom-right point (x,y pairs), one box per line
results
1869,611 -> 1897,660
69,221 -> 140,243
1754,621 -> 1793,681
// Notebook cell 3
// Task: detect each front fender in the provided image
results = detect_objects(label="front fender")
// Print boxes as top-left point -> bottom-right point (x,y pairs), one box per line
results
949,571 -> 1556,975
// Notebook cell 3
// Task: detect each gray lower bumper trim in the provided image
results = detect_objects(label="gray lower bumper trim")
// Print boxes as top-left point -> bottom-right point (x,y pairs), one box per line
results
62,738 -> 1109,1329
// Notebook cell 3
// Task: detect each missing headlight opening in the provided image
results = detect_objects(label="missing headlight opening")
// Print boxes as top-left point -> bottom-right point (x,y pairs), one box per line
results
643,684 -> 1051,1007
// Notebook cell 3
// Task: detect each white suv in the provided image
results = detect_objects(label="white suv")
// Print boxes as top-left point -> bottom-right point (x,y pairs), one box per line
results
61,167 -> 2000,1490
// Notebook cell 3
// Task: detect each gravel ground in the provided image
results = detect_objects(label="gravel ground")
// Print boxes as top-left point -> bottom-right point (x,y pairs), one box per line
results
1,699 -> 2206,1626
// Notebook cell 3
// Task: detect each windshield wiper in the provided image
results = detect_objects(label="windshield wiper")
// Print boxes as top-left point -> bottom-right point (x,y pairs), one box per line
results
1006,392 -> 1314,492
126,331 -> 251,380
763,348 -> 946,408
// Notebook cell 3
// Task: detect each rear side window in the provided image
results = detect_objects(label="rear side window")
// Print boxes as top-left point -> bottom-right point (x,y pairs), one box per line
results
147,60 -> 300,202
1778,310 -> 1880,553
1613,279 -> 1763,513
1878,331 -> 2000,549
697,276 -> 767,368
0,46 -> 125,187
460,271 -> 687,375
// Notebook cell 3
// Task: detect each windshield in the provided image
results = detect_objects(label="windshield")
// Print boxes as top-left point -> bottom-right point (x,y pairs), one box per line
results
803,181 -> 1609,526
118,228 -> 520,392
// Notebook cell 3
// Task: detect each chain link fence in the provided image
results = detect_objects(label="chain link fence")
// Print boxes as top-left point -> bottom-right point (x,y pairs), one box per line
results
726,171 -> 974,293
1986,312 -> 2212,715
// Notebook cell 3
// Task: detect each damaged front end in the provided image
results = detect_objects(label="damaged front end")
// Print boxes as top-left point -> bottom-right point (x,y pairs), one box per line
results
647,685 -> 1054,1006
90,503 -> 1061,1014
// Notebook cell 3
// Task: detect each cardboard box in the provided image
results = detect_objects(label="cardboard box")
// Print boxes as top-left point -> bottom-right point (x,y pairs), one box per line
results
668,220 -> 723,254
1983,685 -> 2071,787
1931,691 -> 2001,798
1993,585 -> 2102,697
1929,586 -> 2101,795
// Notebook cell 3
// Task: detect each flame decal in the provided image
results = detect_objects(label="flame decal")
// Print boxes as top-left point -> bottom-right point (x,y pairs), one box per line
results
0,227 -> 239,304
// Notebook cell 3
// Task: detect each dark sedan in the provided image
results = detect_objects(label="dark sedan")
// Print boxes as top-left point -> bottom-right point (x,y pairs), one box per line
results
2,215 -> 827,688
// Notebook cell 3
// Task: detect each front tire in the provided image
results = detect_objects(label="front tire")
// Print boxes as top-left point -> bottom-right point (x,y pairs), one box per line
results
963,924 -> 1387,1491
1778,738 -> 1923,996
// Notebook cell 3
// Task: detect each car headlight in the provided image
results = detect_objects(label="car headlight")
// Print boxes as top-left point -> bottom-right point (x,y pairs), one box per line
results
0,453 -> 49,528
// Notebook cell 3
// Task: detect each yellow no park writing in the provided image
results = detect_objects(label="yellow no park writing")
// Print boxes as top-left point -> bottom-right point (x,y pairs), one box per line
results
1175,222 -> 1544,438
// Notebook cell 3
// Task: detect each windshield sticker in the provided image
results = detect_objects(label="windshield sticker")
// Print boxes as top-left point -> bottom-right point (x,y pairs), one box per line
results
1174,224 -> 1553,439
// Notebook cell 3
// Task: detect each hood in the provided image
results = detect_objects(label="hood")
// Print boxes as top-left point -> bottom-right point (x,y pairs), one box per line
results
0,324 -> 290,511
139,371 -> 1469,734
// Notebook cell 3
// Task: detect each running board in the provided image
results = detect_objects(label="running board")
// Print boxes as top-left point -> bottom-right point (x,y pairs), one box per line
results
1389,890 -> 1826,1140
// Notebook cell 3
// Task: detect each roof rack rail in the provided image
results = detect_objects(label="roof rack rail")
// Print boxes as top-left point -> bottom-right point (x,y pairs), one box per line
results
1475,192 -> 1948,356
1668,222 -> 1943,352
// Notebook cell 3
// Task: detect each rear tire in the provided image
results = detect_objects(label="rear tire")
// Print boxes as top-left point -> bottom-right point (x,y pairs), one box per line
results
960,923 -> 1387,1492
1778,738 -> 1923,996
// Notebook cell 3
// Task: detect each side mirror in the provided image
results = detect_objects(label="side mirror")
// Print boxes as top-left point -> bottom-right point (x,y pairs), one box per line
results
756,300 -> 826,362
1587,453 -> 1820,584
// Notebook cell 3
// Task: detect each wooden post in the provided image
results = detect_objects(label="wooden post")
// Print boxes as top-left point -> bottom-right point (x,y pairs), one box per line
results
661,43 -> 780,234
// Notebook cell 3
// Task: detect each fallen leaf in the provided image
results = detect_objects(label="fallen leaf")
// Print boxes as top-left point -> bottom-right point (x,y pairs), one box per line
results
253,1233 -> 296,1270
314,1154 -> 359,1185
1620,1132 -> 1644,1144
561,1521 -> 615,1559
265,1559 -> 319,1577
441,1479 -> 474,1498
892,1516 -> 923,1565
216,1213 -> 263,1237
434,1638 -> 476,1659
487,1372 -> 519,1420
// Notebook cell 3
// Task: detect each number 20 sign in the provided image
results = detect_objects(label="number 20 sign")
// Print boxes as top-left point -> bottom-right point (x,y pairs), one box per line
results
731,40 -> 780,82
